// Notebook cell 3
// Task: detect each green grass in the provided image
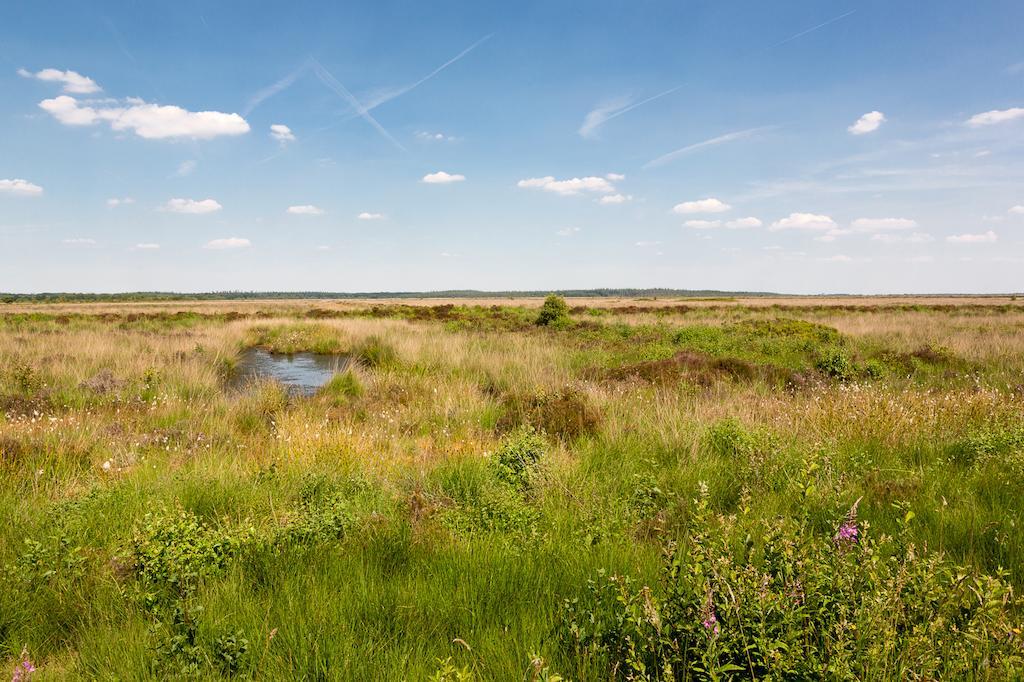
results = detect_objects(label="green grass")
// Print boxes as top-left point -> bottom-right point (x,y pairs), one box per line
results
1,304 -> 1023,678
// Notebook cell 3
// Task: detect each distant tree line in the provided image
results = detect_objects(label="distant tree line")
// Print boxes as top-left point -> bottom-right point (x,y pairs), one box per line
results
0,289 -> 780,304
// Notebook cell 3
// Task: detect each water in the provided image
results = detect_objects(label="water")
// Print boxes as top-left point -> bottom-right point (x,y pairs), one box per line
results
229,348 -> 350,396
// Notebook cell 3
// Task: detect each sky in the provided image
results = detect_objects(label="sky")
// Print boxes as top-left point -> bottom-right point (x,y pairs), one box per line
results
1,0 -> 1023,294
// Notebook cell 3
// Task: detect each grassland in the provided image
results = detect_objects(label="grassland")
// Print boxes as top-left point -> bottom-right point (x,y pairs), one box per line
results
2,296 -> 1024,679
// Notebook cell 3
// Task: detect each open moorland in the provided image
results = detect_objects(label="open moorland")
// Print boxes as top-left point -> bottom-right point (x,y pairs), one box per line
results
2,295 -> 1024,679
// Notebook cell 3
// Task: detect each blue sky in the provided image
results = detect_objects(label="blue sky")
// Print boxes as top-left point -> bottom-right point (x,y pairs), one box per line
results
1,0 -> 1022,294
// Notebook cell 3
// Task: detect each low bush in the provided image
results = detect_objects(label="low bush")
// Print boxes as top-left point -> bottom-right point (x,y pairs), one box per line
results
536,294 -> 571,327
497,387 -> 600,441
561,489 -> 1023,679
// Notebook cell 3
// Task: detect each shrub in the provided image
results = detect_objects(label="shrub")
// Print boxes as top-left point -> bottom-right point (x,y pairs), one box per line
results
491,427 -> 547,490
536,294 -> 570,327
816,347 -> 855,380
497,387 -> 600,441
560,490 -> 1023,679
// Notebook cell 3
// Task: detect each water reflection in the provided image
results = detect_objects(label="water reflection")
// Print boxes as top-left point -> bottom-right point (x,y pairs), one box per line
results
229,348 -> 349,397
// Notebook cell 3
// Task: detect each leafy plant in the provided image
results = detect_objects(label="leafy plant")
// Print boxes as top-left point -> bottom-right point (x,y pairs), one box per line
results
535,295 -> 570,327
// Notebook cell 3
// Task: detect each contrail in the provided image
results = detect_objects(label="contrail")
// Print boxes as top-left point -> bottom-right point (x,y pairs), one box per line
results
343,33 -> 494,116
769,9 -> 857,49
579,84 -> 684,138
244,60 -> 311,116
309,56 -> 406,152
643,126 -> 776,168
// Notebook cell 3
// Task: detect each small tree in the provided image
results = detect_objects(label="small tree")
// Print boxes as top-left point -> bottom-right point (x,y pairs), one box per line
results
535,294 -> 570,326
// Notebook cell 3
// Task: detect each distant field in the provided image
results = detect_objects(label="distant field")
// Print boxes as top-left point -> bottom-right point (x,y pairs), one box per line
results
2,297 -> 1023,678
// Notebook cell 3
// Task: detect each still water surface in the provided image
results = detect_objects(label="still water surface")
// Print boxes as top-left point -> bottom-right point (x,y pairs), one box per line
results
230,348 -> 349,396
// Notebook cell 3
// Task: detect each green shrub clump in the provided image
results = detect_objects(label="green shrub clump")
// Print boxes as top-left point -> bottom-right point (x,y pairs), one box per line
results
491,427 -> 547,490
536,294 -> 571,327
561,489 -> 1023,679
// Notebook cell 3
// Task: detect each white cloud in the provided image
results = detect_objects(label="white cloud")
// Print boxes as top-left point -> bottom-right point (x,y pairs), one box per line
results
815,228 -> 853,242
204,237 -> 250,250
315,245 -> 331,251
906,255 -> 934,263
851,217 -> 917,232
871,232 -> 934,244
517,175 -> 615,195
821,254 -> 853,262
287,205 -> 325,215
724,217 -> 762,229
770,212 -> 837,231
0,178 -> 44,196
422,171 -> 466,184
966,108 -> 1024,128
357,212 -> 384,220
62,237 -> 96,245
39,95 -> 250,139
1009,205 -> 1024,215
270,123 -> 295,144
599,193 -> 632,205
672,197 -> 731,214
175,160 -> 197,177
683,220 -> 721,229
635,240 -> 662,247
162,198 -> 222,214
848,111 -> 886,135
134,243 -> 160,250
605,173 -> 626,181
106,197 -> 134,207
19,67 -> 100,94
556,226 -> 581,237
416,131 -> 456,142
946,230 -> 997,244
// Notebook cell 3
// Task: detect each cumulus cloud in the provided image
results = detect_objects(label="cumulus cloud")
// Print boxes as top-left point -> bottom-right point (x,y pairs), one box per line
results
770,212 -> 837,231
848,111 -> 886,135
724,217 -> 762,229
517,175 -> 616,195
106,197 -> 134,207
599,193 -> 632,205
134,243 -> 160,250
946,230 -> 997,244
966,108 -> 1024,128
672,198 -> 731,214
357,212 -> 384,220
270,123 -> 295,144
1009,205 -> 1024,215
416,131 -> 456,142
39,95 -> 250,140
0,178 -> 43,196
556,226 -> 581,236
821,254 -> 853,262
204,237 -> 250,250
162,198 -> 222,214
851,217 -> 917,232
422,171 -> 465,184
19,67 -> 100,94
62,237 -> 96,245
871,232 -> 934,244
635,240 -> 662,247
287,205 -> 325,215
683,220 -> 721,229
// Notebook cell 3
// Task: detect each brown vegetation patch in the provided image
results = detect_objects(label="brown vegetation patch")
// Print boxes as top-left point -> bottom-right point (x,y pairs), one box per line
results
79,369 -> 125,394
603,351 -> 798,388
496,386 -> 600,440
